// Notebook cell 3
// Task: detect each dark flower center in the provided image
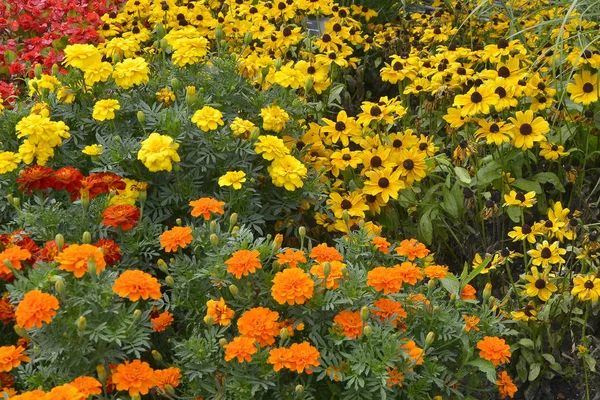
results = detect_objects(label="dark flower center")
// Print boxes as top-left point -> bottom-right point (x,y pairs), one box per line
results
498,66 -> 510,78
366,194 -> 377,202
495,87 -> 507,98
342,154 -> 352,161
457,67 -> 466,75
470,91 -> 483,103
378,178 -> 390,188
522,224 -> 532,234
307,66 -> 316,74
393,139 -> 402,148
520,123 -> 533,135
583,82 -> 594,93
541,248 -> 552,258
585,280 -> 595,289
490,123 -> 500,133
535,279 -> 546,289
370,106 -> 382,117
322,34 -> 331,42
403,159 -> 415,170
419,143 -> 428,151
341,199 -> 352,209
515,192 -> 526,202
370,156 -> 382,168
335,121 -> 346,131
283,27 -> 292,36
524,305 -> 534,316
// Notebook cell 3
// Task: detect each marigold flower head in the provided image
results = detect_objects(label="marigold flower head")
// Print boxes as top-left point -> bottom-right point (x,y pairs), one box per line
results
189,197 -> 225,220
0,246 -> 31,279
112,57 -> 150,89
154,367 -> 181,390
237,307 -> 280,347
52,166 -> 84,196
477,336 -> 511,365
205,297 -> 235,326
309,243 -> 343,263
63,44 -> 102,70
395,262 -> 423,285
267,347 -> 293,372
0,346 -> 30,372
112,270 -> 162,301
261,105 -> 290,132
395,238 -> 430,260
218,170 -> 247,190
275,249 -> 307,268
138,132 -> 180,172
333,310 -> 363,339
94,239 -> 122,266
462,315 -> 481,332
310,260 -> 345,289
159,226 -> 193,252
191,106 -> 225,132
423,265 -> 449,280
81,172 -> 126,200
15,290 -> 59,330
16,165 -> 55,194
10,390 -> 46,400
69,376 -> 102,397
0,151 -> 21,174
225,249 -> 262,279
54,244 -> 107,278
386,366 -> 404,387
372,298 -> 407,324
497,371 -> 518,398
224,336 -> 258,362
402,340 -> 424,365
151,311 -> 174,332
461,284 -> 477,300
92,99 -> 120,121
0,294 -> 15,325
111,360 -> 155,396
287,342 -> 321,373
43,384 -> 85,400
254,135 -> 290,160
268,155 -> 307,191
367,266 -> 403,294
371,236 -> 390,253
271,267 -> 315,305
102,204 -> 140,231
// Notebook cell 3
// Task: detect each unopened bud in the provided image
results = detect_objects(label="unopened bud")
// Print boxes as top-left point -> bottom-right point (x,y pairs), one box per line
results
176,218 -> 182,226
156,23 -> 165,38
274,58 -> 283,70
304,77 -> 314,93
164,384 -> 176,395
363,325 -> 372,336
152,350 -> 163,361
427,278 -> 437,291
12,197 -> 20,208
215,26 -> 225,42
219,338 -> 228,347
323,262 -> 331,278
87,257 -> 96,275
96,365 -> 107,383
14,325 -> 28,337
425,331 -> 435,346
6,194 -> 13,205
204,315 -> 214,326
55,278 -> 65,296
157,259 -> 168,273
210,220 -> 217,233
55,234 -> 64,252
249,127 -> 261,141
137,110 -> 146,125
210,234 -> 219,246
138,188 -> 147,205
360,306 -> 370,321
77,316 -> 87,330
171,77 -> 180,91
279,327 -> 289,340
229,213 -> 238,227
133,309 -> 142,321
132,395 -> 141,400
244,32 -> 253,46
80,191 -> 89,210
165,276 -> 175,287
159,38 -> 168,51
295,385 -> 304,393
298,226 -> 306,238
3,259 -> 13,271
229,284 -> 239,296
34,64 -> 43,79
82,231 -> 92,244
483,283 -> 492,302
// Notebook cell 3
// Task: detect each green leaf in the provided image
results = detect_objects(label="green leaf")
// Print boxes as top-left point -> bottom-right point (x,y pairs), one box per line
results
419,211 -> 433,245
4,49 -> 16,65
442,187 -> 459,218
477,160 -> 502,185
506,206 -> 521,223
512,178 -> 542,194
533,172 -> 565,192
454,166 -> 472,185
441,275 -> 460,296
464,255 -> 491,285
467,359 -> 497,383
518,338 -> 535,349
528,363 -> 541,381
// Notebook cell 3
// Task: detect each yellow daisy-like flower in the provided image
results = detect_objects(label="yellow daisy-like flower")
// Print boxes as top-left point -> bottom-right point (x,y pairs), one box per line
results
218,171 -> 247,190
539,142 -> 569,161
566,70 -> 598,105
394,147 -> 428,185
571,275 -> 600,302
82,144 -> 103,156
362,167 -> 405,203
92,99 -> 120,121
527,240 -> 566,267
508,110 -> 549,150
523,266 -> 557,302
453,84 -> 498,117
192,106 -> 225,132
503,190 -> 536,208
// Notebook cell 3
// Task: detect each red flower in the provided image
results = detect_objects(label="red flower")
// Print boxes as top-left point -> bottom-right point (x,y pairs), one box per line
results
53,166 -> 84,197
81,172 -> 126,200
16,165 -> 55,194
34,240 -> 68,264
94,239 -> 122,266
102,205 -> 140,231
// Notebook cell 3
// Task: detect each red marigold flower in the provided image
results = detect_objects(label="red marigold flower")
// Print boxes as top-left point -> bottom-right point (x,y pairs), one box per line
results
112,270 -> 162,301
102,204 -> 140,231
34,240 -> 68,264
150,311 -> 174,332
16,165 -> 55,194
80,172 -> 126,200
93,239 -> 122,266
52,166 -> 84,196
159,226 -> 193,252
0,293 -> 15,325
15,290 -> 59,330
111,360 -> 155,396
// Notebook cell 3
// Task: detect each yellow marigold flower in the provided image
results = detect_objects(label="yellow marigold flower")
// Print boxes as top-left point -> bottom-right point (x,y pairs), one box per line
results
230,117 -> 257,139
205,297 -> 235,326
156,88 -> 176,105
138,133 -> 180,172
82,144 -> 103,156
271,267 -> 315,305
571,274 -> 600,302
112,57 -> 150,89
28,75 -> 61,96
63,44 -> 102,71
254,135 -> 290,160
268,155 -> 307,191
57,86 -> 76,103
18,140 -> 54,165
15,114 -> 70,148
84,61 -> 113,85
218,170 -> 247,190
191,106 -> 224,132
261,105 -> 290,132
503,190 -> 536,208
0,152 -> 21,174
92,99 -> 120,121
171,37 -> 209,66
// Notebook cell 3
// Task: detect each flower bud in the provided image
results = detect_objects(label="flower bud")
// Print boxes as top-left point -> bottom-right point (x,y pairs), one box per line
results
132,395 -> 141,400
55,234 -> 64,252
249,127 -> 261,141
12,197 -> 20,208
279,327 -> 289,340
295,385 -> 304,393
360,306 -> 370,321
342,210 -> 350,224
82,231 -> 92,244
304,77 -> 314,94
171,77 -> 181,91
14,325 -> 28,338
3,259 -> 13,271
159,38 -> 168,52
165,384 -> 176,395
274,58 -> 283,70
157,259 -> 168,273
243,32 -> 253,46
96,365 -> 107,383
176,218 -> 182,226
133,309 -> 142,321
210,220 -> 217,233
165,276 -> 175,287
138,188 -> 147,205
210,234 -> 219,246
80,190 -> 90,210
427,278 -> 437,291
136,110 -> 146,125
363,325 -> 372,336
34,63 -> 43,79
77,316 -> 87,330
483,283 -> 492,303
155,23 -> 165,38
152,350 -> 163,361
229,213 -> 238,227
425,331 -> 435,346
87,257 -> 96,275
215,26 -> 225,42
204,315 -> 214,326
55,278 -> 65,297
229,284 -> 239,296
299,226 -> 306,239
219,338 -> 228,347
6,194 -> 13,205
323,262 -> 331,279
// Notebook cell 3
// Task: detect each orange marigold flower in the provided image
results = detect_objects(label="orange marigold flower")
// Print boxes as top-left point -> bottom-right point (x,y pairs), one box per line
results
69,376 -> 102,397
395,262 -> 423,285
288,342 -> 321,373
15,290 -> 59,330
309,243 -> 343,263
271,267 -> 314,305
367,266 -> 403,294
333,310 -> 363,339
54,244 -> 106,278
267,347 -> 293,372
371,236 -> 390,254
189,197 -> 225,220
461,284 -> 477,300
496,371 -> 518,399
112,270 -> 162,301
102,204 -> 140,231
225,249 -> 262,279
275,249 -> 306,268
80,172 -> 126,200
462,315 -> 480,332
402,340 -> 424,366
0,247 -> 31,279
159,226 -> 193,252
224,336 -> 258,363
43,384 -> 85,400
0,294 -> 15,325
423,264 -> 449,280
372,298 -> 407,324
237,307 -> 280,347
279,319 -> 304,337
151,311 -> 174,332
154,367 -> 181,390
93,239 -> 122,266
205,297 -> 235,326
310,260 -> 345,289
386,366 -> 404,387
395,238 -> 430,261
10,390 -> 46,400
111,360 -> 155,396
0,346 -> 30,372
477,336 -> 511,365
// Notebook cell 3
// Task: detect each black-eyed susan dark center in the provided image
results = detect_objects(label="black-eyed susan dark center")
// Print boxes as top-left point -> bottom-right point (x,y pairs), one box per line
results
535,279 -> 546,289
378,178 -> 390,188
520,124 -> 532,135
